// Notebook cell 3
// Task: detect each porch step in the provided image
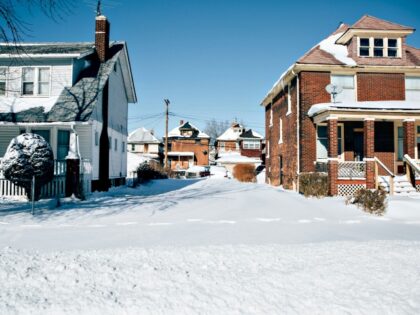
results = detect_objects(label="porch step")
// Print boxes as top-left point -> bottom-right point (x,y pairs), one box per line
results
378,175 -> 418,195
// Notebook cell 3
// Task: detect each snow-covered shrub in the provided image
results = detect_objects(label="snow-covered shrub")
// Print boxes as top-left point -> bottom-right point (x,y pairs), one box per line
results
233,164 -> 256,182
137,162 -> 167,182
1,133 -> 54,201
346,189 -> 387,216
299,172 -> 328,198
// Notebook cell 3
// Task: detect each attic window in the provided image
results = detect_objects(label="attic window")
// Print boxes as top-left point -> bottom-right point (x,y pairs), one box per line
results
359,38 -> 370,56
388,39 -> 398,57
373,38 -> 383,57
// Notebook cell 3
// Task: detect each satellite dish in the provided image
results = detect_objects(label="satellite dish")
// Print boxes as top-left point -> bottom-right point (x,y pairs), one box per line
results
325,84 -> 343,103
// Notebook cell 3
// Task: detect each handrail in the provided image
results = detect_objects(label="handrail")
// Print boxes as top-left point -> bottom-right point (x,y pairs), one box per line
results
374,157 -> 395,177
404,154 -> 420,173
374,156 -> 395,195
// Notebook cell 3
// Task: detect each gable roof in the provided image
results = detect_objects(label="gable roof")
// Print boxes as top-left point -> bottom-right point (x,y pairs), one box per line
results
168,121 -> 210,139
239,129 -> 263,139
0,42 -> 95,58
128,127 -> 161,144
351,15 -> 414,31
217,123 -> 245,141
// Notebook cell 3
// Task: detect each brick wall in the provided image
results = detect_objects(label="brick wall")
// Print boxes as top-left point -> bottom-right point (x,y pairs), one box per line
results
170,139 -> 209,168
265,79 -> 298,189
357,73 -> 405,101
299,72 -> 331,173
217,140 -> 237,152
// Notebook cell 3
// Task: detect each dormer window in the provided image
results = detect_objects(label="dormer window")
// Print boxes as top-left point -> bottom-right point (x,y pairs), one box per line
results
373,38 -> 384,57
359,38 -> 370,56
358,37 -> 400,58
388,39 -> 398,57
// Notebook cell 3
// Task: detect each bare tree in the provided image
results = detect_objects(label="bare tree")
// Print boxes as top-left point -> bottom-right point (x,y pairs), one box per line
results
204,119 -> 230,143
0,0 -> 71,44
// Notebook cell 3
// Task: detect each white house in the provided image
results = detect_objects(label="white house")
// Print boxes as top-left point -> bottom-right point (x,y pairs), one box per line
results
127,127 -> 162,163
0,13 -> 137,194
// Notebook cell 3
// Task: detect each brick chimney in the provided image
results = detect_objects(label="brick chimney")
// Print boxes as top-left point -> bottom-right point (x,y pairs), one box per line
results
179,120 -> 184,126
95,15 -> 110,62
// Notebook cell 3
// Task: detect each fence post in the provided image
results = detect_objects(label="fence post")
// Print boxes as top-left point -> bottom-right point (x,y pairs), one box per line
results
66,158 -> 80,198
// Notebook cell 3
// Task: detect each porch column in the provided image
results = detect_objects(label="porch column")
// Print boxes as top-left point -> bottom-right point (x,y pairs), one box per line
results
364,118 -> 375,189
327,118 -> 338,196
403,119 -> 415,158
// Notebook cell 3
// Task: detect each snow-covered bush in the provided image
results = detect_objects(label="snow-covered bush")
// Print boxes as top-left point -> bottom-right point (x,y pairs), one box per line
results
299,172 -> 328,198
137,162 -> 167,182
346,189 -> 387,216
233,164 -> 256,182
1,133 -> 54,201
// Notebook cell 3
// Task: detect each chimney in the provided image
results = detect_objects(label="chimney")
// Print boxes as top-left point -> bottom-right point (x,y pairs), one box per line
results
95,15 -> 110,62
150,129 -> 154,135
179,120 -> 184,126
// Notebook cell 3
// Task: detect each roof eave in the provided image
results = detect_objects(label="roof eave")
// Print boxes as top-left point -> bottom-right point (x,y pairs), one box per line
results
336,28 -> 414,44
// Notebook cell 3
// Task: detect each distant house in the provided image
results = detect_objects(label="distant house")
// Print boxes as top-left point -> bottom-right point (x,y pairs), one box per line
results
127,127 -> 162,164
215,122 -> 264,173
261,15 -> 420,195
0,13 -> 137,197
164,120 -> 210,170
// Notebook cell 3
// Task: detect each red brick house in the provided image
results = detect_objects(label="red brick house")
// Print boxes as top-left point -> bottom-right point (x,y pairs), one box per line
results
165,121 -> 210,170
262,15 -> 420,196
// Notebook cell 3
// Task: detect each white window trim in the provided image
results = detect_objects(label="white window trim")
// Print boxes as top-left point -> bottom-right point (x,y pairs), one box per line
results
278,118 -> 283,144
316,123 -> 344,162
405,76 -> 420,101
286,84 -> 292,116
357,37 -> 401,58
266,140 -> 270,158
243,140 -> 261,150
21,66 -> 52,97
269,108 -> 273,127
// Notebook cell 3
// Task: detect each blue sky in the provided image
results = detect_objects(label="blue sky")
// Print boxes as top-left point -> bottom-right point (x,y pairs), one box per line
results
16,0 -> 420,137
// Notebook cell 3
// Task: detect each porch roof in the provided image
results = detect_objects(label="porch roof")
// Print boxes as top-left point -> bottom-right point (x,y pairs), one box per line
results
308,101 -> 420,122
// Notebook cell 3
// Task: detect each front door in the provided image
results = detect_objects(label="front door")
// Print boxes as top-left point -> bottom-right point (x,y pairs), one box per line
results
353,132 -> 364,161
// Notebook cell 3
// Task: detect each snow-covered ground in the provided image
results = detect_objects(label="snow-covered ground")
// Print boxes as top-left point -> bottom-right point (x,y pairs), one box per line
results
1,178 -> 420,314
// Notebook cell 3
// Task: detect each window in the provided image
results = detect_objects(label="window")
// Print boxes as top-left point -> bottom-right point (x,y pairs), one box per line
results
243,140 -> 260,150
122,141 -> 125,153
359,38 -> 370,56
0,68 -> 6,96
316,125 -> 343,160
287,84 -> 292,115
219,142 -> 225,150
397,126 -> 404,161
22,68 -> 34,95
388,39 -> 398,57
266,140 -> 269,158
278,119 -> 283,144
373,38 -> 383,57
131,144 -> 135,151
32,129 -> 50,143
95,131 -> 99,146
331,75 -> 355,102
114,138 -> 118,151
406,77 -> 420,101
269,108 -> 273,127
359,37 -> 400,58
57,130 -> 70,160
22,67 -> 50,96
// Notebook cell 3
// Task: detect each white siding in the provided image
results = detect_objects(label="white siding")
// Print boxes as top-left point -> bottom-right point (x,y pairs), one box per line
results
91,121 -> 101,180
331,75 -> 355,102
50,65 -> 72,96
0,125 -> 19,156
75,124 -> 92,161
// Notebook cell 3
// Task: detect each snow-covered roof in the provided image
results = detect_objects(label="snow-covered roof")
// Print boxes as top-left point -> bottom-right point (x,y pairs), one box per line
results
168,122 -> 209,139
217,152 -> 261,164
239,129 -> 264,140
0,42 -> 95,58
308,100 -> 420,117
318,32 -> 356,66
128,127 -> 161,144
168,152 -> 194,157
217,124 -> 244,141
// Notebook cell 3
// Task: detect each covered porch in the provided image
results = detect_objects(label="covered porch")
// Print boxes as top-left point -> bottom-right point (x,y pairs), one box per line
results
309,101 -> 420,196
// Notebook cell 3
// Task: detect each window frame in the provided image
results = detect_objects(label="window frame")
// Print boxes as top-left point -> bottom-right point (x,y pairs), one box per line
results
286,84 -> 292,116
278,118 -> 283,144
358,37 -> 401,58
21,66 -> 51,97
405,76 -> 420,101
243,140 -> 260,150
316,123 -> 344,161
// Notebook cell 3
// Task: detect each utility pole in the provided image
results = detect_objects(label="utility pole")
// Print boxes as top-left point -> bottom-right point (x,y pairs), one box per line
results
164,99 -> 170,169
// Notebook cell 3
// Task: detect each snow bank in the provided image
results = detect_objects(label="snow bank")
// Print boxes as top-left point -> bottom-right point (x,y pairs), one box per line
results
308,100 -> 420,117
1,241 -> 420,314
319,32 -> 356,66
217,152 -> 261,163
126,152 -> 148,174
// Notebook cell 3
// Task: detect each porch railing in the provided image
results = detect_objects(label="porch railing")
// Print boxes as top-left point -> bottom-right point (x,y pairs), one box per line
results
404,154 -> 420,181
374,157 -> 395,195
338,161 -> 365,179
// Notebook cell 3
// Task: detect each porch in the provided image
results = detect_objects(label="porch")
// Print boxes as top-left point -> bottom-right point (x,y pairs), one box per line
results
310,102 -> 420,196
